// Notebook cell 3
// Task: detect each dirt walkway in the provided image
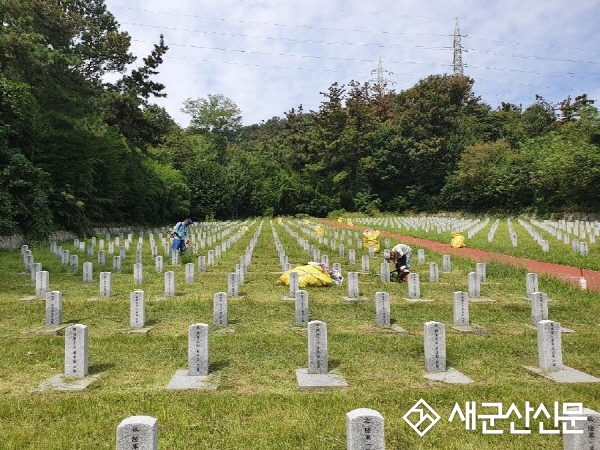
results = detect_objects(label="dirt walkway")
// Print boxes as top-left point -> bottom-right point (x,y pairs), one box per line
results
318,219 -> 600,292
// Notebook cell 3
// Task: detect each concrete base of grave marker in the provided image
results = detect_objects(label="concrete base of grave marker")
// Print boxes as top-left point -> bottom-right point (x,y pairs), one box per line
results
469,297 -> 496,303
126,327 -> 152,335
282,296 -> 295,301
424,367 -> 473,384
19,296 -> 39,302
523,365 -> 600,383
295,368 -> 348,390
403,297 -> 435,303
375,324 -> 409,334
525,324 -> 575,333
32,373 -> 100,392
451,324 -> 491,335
166,370 -> 220,390
21,325 -> 68,336
343,296 -> 370,302
213,326 -> 235,334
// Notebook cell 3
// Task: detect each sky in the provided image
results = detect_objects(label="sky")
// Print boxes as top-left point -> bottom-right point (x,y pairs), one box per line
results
103,0 -> 600,127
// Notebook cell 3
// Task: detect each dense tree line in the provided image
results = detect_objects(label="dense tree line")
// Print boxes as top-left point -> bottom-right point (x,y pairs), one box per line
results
2,1 -> 599,243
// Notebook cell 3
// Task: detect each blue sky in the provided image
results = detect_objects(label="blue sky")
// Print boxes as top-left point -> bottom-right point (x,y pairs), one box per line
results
103,0 -> 600,127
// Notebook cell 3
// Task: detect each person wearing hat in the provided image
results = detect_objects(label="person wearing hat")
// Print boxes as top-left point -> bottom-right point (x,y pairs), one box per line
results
170,218 -> 193,256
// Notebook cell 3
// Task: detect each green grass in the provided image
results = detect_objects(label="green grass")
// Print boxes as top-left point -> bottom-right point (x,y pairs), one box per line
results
1,218 -> 600,449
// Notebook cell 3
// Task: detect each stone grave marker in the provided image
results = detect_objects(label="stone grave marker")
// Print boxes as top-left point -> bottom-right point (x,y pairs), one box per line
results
99,272 -> 111,297
155,255 -> 163,273
185,263 -> 195,284
361,255 -> 370,273
113,255 -> 121,273
417,249 -> 425,264
308,320 -> 328,374
45,291 -> 63,326
476,262 -> 486,283
36,270 -> 50,297
133,263 -> 143,284
468,272 -> 480,298
188,323 -> 209,376
453,292 -> 469,326
563,408 -> 600,450
348,249 -> 356,264
198,255 -> 206,273
375,292 -> 390,326
346,408 -> 385,450
130,290 -> 145,328
164,271 -> 176,297
213,292 -> 228,327
424,321 -> 446,373
228,272 -> 239,297
82,262 -> 93,283
65,324 -> 88,377
286,271 -> 300,300
70,254 -> 79,273
116,415 -> 158,450
526,272 -> 538,298
380,261 -> 390,283
31,262 -> 41,285
530,292 -> 548,326
442,255 -> 451,273
429,263 -> 439,283
98,250 -> 105,266
295,290 -> 309,326
62,249 -> 69,266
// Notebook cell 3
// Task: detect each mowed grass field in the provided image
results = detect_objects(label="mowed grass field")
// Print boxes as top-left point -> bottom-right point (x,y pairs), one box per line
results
1,217 -> 599,449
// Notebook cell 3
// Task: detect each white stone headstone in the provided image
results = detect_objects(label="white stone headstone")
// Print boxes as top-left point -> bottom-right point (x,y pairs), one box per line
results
213,292 -> 228,326
530,292 -> 548,325
64,324 -> 88,378
97,250 -> 105,266
308,320 -> 328,374
424,321 -> 446,373
537,320 -> 562,371
82,262 -> 93,283
228,272 -> 239,297
526,273 -> 538,297
347,272 -> 359,298
380,262 -> 390,283
346,408 -> 385,450
417,249 -> 425,264
185,263 -> 195,284
155,255 -> 163,273
289,271 -> 300,298
99,272 -> 111,297
468,272 -> 480,298
164,271 -> 176,297
130,290 -> 145,328
295,290 -> 309,326
429,263 -> 439,283
476,262 -> 486,283
375,292 -> 390,326
188,323 -> 209,376
407,273 -> 420,299
442,255 -> 451,273
198,255 -> 206,273
116,415 -> 158,450
361,255 -> 370,273
113,256 -> 121,273
348,249 -> 356,264
453,292 -> 469,326
45,291 -> 63,326
35,270 -> 50,297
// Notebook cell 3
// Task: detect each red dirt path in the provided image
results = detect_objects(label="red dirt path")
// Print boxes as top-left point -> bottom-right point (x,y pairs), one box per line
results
318,219 -> 600,293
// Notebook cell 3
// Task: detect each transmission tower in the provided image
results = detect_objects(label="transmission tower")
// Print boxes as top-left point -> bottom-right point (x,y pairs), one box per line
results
453,18 -> 466,76
370,57 -> 394,93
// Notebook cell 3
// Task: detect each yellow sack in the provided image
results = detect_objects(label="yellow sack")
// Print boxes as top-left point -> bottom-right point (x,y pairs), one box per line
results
338,217 -> 344,223
451,232 -> 466,248
277,264 -> 334,287
362,229 -> 381,252
314,225 -> 324,236
346,218 -> 353,226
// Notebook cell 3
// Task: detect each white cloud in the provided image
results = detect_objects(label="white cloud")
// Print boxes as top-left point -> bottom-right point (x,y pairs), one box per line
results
105,0 -> 600,126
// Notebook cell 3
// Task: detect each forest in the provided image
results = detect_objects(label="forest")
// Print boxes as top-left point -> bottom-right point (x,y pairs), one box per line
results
2,0 -> 600,242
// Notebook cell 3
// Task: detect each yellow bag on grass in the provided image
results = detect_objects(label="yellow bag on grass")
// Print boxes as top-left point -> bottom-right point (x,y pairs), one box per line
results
451,232 -> 466,248
362,229 -> 381,252
277,264 -> 334,287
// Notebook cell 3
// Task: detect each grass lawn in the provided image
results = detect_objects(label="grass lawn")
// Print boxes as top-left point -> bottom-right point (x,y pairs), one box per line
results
1,218 -> 599,449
